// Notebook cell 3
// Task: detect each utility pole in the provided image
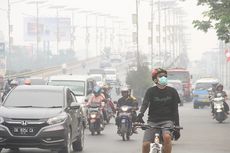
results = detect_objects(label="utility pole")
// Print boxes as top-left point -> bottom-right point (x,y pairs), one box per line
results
158,0 -> 161,59
136,0 -> 140,68
150,0 -> 154,69
7,0 -> 11,71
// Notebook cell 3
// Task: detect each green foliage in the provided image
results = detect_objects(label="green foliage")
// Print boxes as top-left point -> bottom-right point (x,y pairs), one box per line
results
193,0 -> 230,43
126,65 -> 152,98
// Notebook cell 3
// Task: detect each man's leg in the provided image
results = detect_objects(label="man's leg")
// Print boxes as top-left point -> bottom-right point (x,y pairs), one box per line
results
162,132 -> 172,153
142,141 -> 150,153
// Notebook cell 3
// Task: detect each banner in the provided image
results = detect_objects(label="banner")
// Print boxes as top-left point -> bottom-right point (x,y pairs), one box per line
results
24,17 -> 71,41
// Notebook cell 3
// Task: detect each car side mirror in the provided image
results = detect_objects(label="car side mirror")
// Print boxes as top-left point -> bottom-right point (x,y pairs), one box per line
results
70,102 -> 80,109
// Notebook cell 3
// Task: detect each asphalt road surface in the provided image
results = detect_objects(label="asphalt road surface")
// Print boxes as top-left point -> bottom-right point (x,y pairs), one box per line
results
2,100 -> 230,153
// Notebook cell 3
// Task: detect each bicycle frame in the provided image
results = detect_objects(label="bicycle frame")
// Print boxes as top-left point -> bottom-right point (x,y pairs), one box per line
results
134,123 -> 183,153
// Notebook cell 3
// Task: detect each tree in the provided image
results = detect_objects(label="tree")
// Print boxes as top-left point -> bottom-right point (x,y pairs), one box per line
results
192,0 -> 230,43
126,65 -> 152,100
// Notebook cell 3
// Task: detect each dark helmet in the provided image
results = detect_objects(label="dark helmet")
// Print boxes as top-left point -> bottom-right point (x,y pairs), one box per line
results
216,83 -> 223,91
151,68 -> 167,82
93,86 -> 101,95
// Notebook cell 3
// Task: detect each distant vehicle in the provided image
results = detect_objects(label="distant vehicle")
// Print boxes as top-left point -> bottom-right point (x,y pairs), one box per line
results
99,59 -> 112,68
0,85 -> 85,153
88,68 -> 104,75
24,76 -> 46,85
167,80 -> 184,106
47,75 -> 96,120
110,53 -> 122,63
192,78 -> 219,109
88,74 -> 104,85
104,68 -> 118,84
167,68 -> 192,101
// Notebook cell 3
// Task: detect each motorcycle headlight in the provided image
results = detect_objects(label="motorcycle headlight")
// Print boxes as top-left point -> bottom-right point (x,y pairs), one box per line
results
47,113 -> 68,125
121,106 -> 129,112
0,117 -> 4,124
90,114 -> 97,118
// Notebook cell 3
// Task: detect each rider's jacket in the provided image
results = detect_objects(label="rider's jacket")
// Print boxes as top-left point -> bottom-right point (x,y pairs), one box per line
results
117,96 -> 137,109
140,86 -> 181,126
87,94 -> 105,106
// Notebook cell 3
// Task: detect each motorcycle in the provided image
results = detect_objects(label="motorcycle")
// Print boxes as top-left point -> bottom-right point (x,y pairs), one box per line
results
134,123 -> 183,153
102,99 -> 115,124
87,102 -> 104,135
117,105 -> 134,141
211,93 -> 228,123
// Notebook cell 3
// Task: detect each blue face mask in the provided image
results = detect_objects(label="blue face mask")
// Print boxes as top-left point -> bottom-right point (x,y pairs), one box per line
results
158,76 -> 168,86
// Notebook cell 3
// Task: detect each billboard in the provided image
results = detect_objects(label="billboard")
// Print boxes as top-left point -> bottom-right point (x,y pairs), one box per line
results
24,17 -> 71,41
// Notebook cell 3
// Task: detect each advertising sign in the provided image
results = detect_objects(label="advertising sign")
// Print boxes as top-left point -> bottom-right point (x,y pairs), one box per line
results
24,17 -> 71,41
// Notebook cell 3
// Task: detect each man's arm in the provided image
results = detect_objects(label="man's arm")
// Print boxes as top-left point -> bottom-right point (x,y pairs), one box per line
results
139,89 -> 150,114
173,89 -> 180,126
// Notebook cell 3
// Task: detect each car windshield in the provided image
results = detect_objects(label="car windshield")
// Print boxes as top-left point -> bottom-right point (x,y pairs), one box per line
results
4,90 -> 63,108
48,80 -> 85,96
167,71 -> 190,83
195,83 -> 213,90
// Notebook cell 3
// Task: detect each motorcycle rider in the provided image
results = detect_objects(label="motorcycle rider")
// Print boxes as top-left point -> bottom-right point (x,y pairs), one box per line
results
211,83 -> 229,115
136,68 -> 181,153
87,86 -> 107,121
101,83 -> 116,114
116,86 -> 138,134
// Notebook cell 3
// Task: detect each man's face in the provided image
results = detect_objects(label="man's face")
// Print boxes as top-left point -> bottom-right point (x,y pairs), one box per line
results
157,72 -> 167,81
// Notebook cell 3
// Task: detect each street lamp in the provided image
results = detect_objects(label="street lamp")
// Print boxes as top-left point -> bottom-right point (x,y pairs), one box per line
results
64,8 -> 80,53
27,0 -> 46,57
49,5 -> 66,55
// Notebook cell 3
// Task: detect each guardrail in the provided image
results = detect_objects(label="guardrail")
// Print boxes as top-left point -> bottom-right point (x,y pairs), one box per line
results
4,56 -> 99,79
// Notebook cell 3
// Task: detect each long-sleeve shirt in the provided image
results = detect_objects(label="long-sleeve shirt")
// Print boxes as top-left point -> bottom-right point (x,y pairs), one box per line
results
140,86 -> 180,126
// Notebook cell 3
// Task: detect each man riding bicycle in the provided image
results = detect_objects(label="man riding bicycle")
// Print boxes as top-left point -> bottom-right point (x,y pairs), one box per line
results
136,68 -> 181,153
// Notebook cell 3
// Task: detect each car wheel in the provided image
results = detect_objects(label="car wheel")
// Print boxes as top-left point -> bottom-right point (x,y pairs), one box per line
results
59,129 -> 72,153
72,127 -> 84,151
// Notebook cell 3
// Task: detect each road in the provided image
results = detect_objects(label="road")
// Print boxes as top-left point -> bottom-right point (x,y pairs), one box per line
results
1,98 -> 230,153
2,59 -> 230,153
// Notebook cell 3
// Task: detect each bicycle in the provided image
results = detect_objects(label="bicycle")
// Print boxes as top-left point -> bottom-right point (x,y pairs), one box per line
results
134,123 -> 183,153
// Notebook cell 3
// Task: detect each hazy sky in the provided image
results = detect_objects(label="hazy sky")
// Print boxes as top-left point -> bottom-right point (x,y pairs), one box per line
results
0,0 -> 219,60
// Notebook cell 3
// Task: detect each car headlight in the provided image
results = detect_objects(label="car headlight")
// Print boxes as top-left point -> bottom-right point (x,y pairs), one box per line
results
47,113 -> 68,125
0,117 -> 4,124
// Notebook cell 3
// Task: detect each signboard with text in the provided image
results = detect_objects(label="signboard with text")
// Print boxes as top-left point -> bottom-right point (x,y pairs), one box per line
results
24,17 -> 71,42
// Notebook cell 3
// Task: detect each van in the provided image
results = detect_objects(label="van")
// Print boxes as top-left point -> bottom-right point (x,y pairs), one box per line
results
192,78 -> 219,109
47,75 -> 96,119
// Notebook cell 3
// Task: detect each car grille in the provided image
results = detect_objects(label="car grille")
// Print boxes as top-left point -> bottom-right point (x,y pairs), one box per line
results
3,119 -> 48,136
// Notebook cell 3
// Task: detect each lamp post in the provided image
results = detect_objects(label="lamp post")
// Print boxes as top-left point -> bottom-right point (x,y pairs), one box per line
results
27,0 -> 46,57
64,8 -> 80,53
49,5 -> 66,55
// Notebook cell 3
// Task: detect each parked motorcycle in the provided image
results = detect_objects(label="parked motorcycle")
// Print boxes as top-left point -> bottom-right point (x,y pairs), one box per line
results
87,103 -> 104,135
117,105 -> 134,141
211,93 -> 228,123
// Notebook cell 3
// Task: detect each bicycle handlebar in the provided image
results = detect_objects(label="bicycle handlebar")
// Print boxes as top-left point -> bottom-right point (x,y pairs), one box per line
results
133,123 -> 183,130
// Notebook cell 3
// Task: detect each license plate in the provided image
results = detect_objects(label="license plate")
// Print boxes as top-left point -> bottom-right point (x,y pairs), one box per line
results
13,127 -> 34,135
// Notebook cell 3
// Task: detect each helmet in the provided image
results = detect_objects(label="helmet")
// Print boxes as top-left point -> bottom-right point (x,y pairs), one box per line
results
216,83 -> 223,91
24,79 -> 31,85
151,68 -> 167,82
93,86 -> 101,95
